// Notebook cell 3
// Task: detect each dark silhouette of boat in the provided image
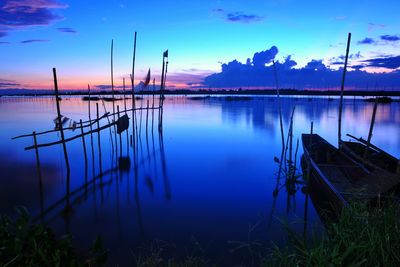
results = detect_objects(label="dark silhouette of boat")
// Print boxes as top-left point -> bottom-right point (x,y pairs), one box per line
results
341,135 -> 400,176
302,134 -> 399,215
364,97 -> 392,103
82,96 -> 100,101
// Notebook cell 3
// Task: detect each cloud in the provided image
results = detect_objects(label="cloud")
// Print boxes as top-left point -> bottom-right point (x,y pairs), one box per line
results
252,46 -> 278,67
0,0 -> 67,37
335,16 -> 346,20
203,46 -> 400,89
57,27 -> 76,33
0,82 -> 20,87
20,39 -> 48,43
363,55 -> 400,69
357,37 -> 375,45
380,34 -> 400,42
0,41 -> 10,44
368,23 -> 385,32
226,12 -> 263,23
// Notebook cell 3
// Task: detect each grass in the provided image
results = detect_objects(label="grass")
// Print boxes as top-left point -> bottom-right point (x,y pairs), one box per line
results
3,201 -> 399,266
0,206 -> 107,266
266,200 -> 400,267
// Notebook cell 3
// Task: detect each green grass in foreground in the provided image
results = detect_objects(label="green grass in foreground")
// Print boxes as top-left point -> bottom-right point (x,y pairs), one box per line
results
0,207 -> 107,267
2,202 -> 399,266
267,201 -> 400,267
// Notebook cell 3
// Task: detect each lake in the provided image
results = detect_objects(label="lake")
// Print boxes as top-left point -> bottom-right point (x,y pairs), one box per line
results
1,95 -> 399,265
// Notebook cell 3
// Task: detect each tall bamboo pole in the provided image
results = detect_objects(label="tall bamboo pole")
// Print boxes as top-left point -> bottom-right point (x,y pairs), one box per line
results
363,98 -> 378,160
52,68 -> 70,174
272,61 -> 285,150
338,33 -> 352,148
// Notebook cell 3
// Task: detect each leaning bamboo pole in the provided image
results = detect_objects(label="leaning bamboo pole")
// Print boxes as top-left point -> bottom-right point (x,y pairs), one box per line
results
338,33 -> 351,148
52,68 -> 70,174
272,60 -> 285,150
363,97 -> 378,160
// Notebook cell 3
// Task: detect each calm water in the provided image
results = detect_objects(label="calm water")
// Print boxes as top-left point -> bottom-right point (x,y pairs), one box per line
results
1,95 -> 399,265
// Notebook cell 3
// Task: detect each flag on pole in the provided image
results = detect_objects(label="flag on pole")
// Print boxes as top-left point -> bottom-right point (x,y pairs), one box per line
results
144,68 -> 151,87
163,50 -> 168,58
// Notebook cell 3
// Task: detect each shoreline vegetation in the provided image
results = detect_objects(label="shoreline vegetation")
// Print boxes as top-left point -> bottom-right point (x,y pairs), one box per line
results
1,88 -> 400,97
2,201 -> 399,266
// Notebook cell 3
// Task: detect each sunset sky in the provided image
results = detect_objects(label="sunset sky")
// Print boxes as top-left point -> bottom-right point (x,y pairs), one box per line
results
1,0 -> 400,90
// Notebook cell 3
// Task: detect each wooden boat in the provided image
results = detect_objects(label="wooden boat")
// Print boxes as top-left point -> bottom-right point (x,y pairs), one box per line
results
341,134 -> 400,175
302,134 -> 399,215
364,97 -> 392,103
82,96 -> 100,101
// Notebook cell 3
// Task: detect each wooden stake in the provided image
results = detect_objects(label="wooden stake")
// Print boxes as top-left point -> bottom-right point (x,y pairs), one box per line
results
146,100 -> 149,136
33,131 -> 44,222
96,103 -> 102,174
272,61 -> 285,150
52,68 -> 70,175
363,97 -> 378,160
80,119 -> 88,166
338,33 -> 351,148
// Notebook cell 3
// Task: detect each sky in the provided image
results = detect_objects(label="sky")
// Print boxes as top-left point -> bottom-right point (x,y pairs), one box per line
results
1,0 -> 400,91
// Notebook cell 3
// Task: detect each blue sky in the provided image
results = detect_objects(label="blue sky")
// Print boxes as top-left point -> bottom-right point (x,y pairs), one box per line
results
0,0 -> 400,90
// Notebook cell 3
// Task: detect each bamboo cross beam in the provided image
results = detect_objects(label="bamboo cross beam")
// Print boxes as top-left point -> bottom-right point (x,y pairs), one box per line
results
24,120 -> 118,150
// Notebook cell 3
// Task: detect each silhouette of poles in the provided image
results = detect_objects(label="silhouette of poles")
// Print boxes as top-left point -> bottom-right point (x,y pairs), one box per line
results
33,131 -> 44,223
52,68 -> 70,175
272,61 -> 285,150
338,33 -> 351,147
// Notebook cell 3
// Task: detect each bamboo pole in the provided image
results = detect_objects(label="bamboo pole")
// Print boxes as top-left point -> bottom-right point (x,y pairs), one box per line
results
96,103 -> 102,174
338,33 -> 352,148
123,77 -> 127,114
88,85 -> 95,175
272,61 -> 285,150
52,68 -> 70,175
117,105 -> 122,156
131,32 -> 137,143
363,97 -> 378,160
79,119 -> 88,166
146,100 -> 149,137
33,132 -> 44,222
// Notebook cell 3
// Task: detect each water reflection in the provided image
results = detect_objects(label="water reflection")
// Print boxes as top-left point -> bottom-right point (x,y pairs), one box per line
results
0,96 -> 399,265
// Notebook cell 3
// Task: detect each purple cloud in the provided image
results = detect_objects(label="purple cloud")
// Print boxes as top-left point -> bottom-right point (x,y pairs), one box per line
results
357,37 -> 375,45
380,35 -> 400,42
57,27 -> 77,33
0,0 -> 67,37
363,55 -> 400,69
20,39 -> 49,43
226,12 -> 263,23
203,46 -> 400,89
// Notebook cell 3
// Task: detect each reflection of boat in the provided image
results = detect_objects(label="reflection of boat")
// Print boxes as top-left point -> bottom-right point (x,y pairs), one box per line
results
341,134 -> 400,176
364,97 -> 392,103
102,97 -> 122,102
82,96 -> 100,101
302,134 -> 399,215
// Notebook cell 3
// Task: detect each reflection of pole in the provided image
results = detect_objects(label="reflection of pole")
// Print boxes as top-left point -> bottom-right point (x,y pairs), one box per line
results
131,32 -> 137,154
88,85 -> 95,176
363,98 -> 378,160
338,33 -> 351,148
96,103 -> 103,176
33,132 -> 44,223
159,129 -> 171,200
80,119 -> 88,188
52,68 -> 70,176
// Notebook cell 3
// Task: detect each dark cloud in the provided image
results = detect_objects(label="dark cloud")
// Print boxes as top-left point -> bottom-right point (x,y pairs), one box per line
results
0,31 -> 7,38
357,37 -> 375,45
0,41 -> 10,44
57,27 -> 76,33
380,35 -> 400,42
95,84 -> 124,90
20,39 -> 48,43
226,12 -> 263,23
0,0 -> 67,37
252,46 -> 278,67
203,46 -> 400,89
363,55 -> 400,69
0,82 -> 19,87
